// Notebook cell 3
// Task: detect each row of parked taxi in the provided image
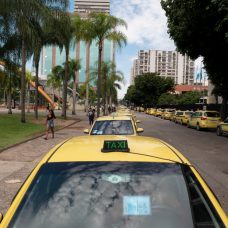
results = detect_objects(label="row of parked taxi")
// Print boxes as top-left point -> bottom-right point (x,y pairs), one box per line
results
1,106 -> 227,227
144,108 -> 228,136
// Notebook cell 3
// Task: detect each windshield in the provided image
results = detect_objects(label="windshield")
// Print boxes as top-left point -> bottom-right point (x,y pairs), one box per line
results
91,120 -> 134,135
9,162 -> 194,228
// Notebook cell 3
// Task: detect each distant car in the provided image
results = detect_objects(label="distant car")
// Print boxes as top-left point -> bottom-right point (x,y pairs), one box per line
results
1,136 -> 227,227
217,118 -> 228,136
173,110 -> 184,123
187,111 -> 221,130
176,111 -> 194,125
149,108 -> 157,115
84,116 -> 144,136
162,109 -> 176,120
155,108 -> 164,117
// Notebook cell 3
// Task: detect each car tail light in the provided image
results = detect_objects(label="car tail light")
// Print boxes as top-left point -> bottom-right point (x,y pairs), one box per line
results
201,117 -> 207,120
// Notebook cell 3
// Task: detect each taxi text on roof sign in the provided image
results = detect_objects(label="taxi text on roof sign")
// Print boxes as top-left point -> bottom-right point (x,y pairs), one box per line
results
101,140 -> 130,152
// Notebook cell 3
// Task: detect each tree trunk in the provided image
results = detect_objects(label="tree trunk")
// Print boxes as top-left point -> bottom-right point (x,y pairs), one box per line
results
21,39 -> 26,123
85,42 -> 90,112
7,70 -> 12,114
27,82 -> 30,113
97,41 -> 102,117
220,96 -> 228,120
7,91 -> 12,114
34,55 -> 40,120
72,78 -> 76,115
73,40 -> 80,114
62,47 -> 69,119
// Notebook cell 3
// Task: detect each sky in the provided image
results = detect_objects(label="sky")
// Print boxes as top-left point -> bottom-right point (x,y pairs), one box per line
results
69,0 -> 176,98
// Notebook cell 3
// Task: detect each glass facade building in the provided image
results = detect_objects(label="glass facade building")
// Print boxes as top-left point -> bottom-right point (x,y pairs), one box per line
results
40,39 -> 114,84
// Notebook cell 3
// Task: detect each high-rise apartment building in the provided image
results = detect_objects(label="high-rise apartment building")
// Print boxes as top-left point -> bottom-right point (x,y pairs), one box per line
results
131,50 -> 195,85
74,0 -> 110,14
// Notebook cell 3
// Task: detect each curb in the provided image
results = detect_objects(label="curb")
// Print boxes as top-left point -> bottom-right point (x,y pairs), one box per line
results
0,119 -> 82,154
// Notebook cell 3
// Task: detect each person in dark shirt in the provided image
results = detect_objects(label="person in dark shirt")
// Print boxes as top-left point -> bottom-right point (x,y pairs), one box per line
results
88,108 -> 95,125
44,109 -> 56,140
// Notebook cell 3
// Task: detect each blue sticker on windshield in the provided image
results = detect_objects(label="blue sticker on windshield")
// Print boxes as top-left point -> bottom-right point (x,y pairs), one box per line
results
123,196 -> 151,216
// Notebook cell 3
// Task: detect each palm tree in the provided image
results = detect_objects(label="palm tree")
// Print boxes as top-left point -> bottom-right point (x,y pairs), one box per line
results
47,65 -> 64,109
1,0 -> 68,122
90,61 -> 124,113
25,71 -> 34,113
0,60 -> 20,114
68,59 -> 81,115
52,14 -> 74,119
107,65 -> 124,108
88,13 -> 127,117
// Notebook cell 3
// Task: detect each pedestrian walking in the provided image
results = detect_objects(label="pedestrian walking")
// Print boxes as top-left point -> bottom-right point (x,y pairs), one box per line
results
88,108 -> 95,125
44,109 -> 56,140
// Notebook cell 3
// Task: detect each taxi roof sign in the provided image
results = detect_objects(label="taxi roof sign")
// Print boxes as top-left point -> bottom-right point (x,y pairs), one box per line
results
101,140 -> 130,153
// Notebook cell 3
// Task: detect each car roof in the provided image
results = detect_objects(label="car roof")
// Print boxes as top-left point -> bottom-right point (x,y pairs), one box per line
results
95,116 -> 133,121
46,136 -> 191,165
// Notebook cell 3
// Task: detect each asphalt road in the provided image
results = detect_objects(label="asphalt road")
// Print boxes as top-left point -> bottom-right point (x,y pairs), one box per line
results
136,112 -> 228,213
136,113 -> 228,213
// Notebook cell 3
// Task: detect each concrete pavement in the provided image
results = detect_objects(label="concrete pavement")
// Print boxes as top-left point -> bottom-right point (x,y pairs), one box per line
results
137,112 -> 228,213
0,111 -> 89,214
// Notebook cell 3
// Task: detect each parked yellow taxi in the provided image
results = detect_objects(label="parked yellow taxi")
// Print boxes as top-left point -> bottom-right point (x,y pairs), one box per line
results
155,108 -> 164,117
187,111 -> 221,130
175,111 -> 194,125
84,116 -> 144,135
162,109 -> 176,120
217,117 -> 228,136
149,108 -> 157,115
1,136 -> 227,227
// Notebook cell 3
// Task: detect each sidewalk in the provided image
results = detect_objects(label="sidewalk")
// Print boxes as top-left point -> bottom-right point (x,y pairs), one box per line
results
0,110 -> 90,214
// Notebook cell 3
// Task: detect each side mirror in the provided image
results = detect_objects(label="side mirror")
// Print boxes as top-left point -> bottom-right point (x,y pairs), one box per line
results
137,128 -> 144,133
136,120 -> 141,124
83,129 -> 89,134
0,213 -> 3,223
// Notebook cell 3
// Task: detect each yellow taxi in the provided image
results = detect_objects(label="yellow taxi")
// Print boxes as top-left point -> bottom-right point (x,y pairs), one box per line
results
175,111 -> 194,125
187,111 -> 221,130
115,110 -> 141,125
162,109 -> 176,120
84,116 -> 144,135
155,108 -> 164,117
1,136 -> 227,227
149,108 -> 157,115
217,117 -> 228,136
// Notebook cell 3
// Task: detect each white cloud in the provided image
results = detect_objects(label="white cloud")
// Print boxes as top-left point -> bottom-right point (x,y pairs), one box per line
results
111,0 -> 175,50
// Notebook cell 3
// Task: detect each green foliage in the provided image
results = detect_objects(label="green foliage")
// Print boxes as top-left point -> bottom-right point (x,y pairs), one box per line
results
78,84 -> 96,104
158,91 -> 203,106
0,114 -> 44,149
161,0 -> 228,117
158,93 -> 179,106
125,73 -> 174,106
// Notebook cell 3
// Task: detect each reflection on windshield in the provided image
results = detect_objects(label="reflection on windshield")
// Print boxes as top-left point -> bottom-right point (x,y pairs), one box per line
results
91,120 -> 134,135
9,162 -> 194,228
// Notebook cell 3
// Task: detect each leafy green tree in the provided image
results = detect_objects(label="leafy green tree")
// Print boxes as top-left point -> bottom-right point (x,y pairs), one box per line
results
178,91 -> 202,105
47,65 -> 64,102
78,84 -> 96,106
161,0 -> 228,118
0,60 -> 20,114
128,73 -> 174,106
88,12 -> 127,117
158,93 -> 178,106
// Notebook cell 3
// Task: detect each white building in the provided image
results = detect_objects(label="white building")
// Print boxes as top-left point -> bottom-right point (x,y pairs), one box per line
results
74,0 -> 110,13
131,50 -> 195,85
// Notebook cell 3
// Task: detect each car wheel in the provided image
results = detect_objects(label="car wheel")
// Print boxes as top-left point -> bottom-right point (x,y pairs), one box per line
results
216,127 -> 222,136
196,123 -> 201,131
